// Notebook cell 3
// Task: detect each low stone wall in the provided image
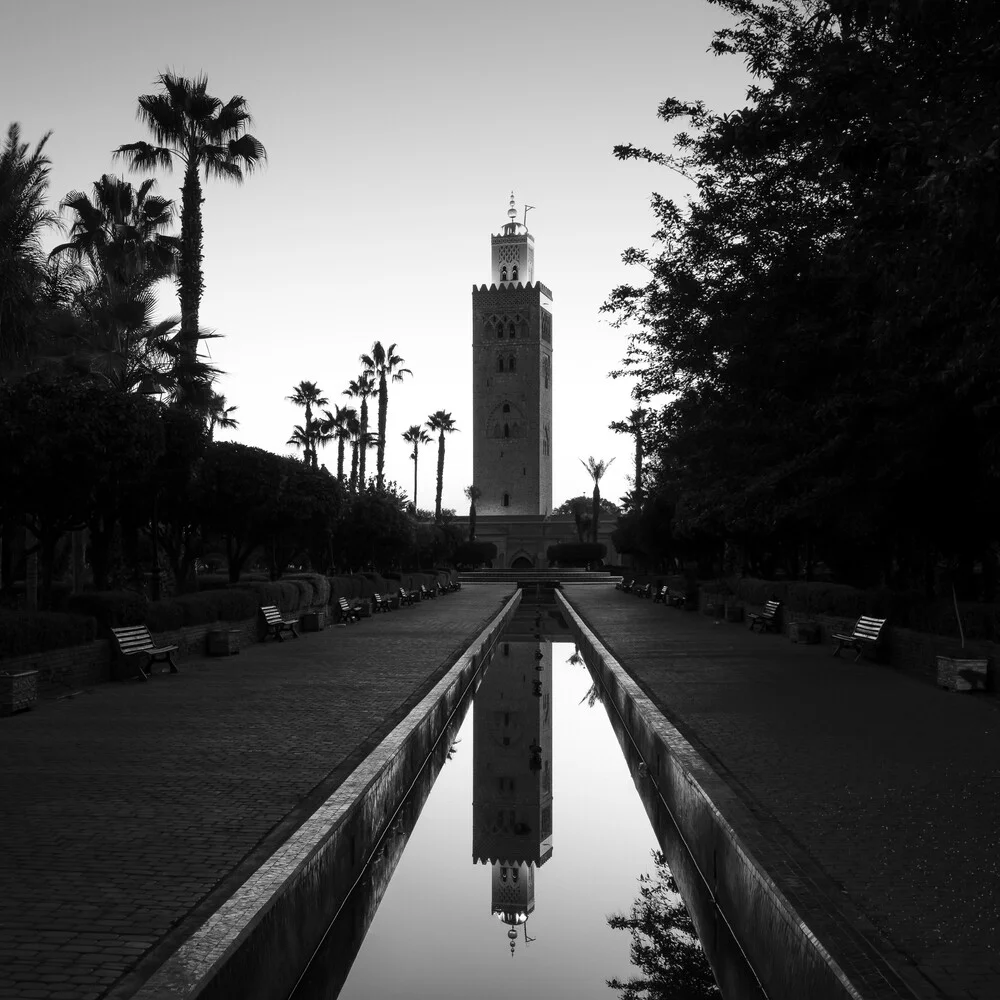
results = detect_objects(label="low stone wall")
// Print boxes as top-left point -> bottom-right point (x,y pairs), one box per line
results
718,596 -> 998,695
4,603 -> 333,697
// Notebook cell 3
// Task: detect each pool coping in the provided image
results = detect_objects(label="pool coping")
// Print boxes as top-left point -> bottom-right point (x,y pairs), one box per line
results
130,590 -> 521,1000
557,589 -> 942,1000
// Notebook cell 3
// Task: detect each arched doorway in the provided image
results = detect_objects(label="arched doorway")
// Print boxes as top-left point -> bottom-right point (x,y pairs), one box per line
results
510,555 -> 534,569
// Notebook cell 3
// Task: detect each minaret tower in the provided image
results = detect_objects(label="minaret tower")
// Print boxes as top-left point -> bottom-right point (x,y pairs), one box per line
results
471,194 -> 553,515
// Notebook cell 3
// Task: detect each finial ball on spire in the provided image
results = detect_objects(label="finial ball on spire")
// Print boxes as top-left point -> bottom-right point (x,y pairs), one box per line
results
508,191 -> 517,222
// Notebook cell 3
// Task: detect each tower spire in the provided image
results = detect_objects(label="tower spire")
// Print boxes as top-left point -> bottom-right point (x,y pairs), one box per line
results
507,191 -> 517,225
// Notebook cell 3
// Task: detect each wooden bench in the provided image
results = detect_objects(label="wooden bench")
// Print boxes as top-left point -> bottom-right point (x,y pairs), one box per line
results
419,584 -> 435,600
652,585 -> 668,603
398,587 -> 416,607
111,625 -> 178,681
634,583 -> 653,599
832,616 -> 887,662
618,579 -> 634,594
747,600 -> 781,633
665,588 -> 686,608
371,593 -> 394,613
259,605 -> 299,641
337,597 -> 364,624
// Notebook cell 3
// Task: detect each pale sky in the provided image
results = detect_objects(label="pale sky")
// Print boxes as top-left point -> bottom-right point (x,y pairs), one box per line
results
3,0 -> 751,513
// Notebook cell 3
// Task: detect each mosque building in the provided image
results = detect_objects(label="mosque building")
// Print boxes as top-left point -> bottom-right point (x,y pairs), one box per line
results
462,195 -> 619,568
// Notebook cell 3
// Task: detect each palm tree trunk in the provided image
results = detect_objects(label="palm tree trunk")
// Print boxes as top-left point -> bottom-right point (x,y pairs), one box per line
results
350,440 -> 359,493
337,437 -> 346,483
435,432 -> 445,522
592,486 -> 600,544
634,431 -> 643,503
412,451 -> 418,510
359,398 -> 369,488
71,528 -> 86,592
178,161 -> 205,373
25,527 -> 38,613
376,373 -> 388,489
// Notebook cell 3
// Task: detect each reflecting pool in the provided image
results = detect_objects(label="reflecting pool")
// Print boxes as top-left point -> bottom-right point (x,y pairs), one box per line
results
290,637 -> 721,1000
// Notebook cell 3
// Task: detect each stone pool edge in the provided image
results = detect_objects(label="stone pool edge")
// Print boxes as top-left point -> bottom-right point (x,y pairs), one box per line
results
130,589 -> 521,1000
557,589 -> 936,1000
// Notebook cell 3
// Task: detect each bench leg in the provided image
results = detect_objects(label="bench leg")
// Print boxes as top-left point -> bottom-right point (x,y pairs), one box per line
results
832,641 -> 843,658
166,653 -> 179,674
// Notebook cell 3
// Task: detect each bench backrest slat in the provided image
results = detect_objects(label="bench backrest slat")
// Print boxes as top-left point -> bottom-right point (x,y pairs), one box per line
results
111,625 -> 154,653
763,600 -> 781,615
854,616 -> 886,639
259,605 -> 284,625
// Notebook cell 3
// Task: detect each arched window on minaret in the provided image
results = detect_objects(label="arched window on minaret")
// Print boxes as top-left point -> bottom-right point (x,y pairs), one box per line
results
497,356 -> 504,373
508,355 -> 516,373
502,403 -> 510,413
512,423 -> 521,438
500,265 -> 507,282
492,423 -> 501,438
511,264 -> 518,281
503,423 -> 510,438
503,492 -> 510,507
495,321 -> 503,339
508,322 -> 516,338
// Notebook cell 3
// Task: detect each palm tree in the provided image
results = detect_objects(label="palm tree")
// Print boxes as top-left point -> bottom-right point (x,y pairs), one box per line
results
287,380 -> 328,468
0,123 -> 58,368
207,391 -> 239,440
580,456 -> 615,544
426,411 -> 458,522
50,173 -> 178,306
361,341 -> 412,490
115,72 -> 266,378
464,484 -> 482,541
322,404 -> 355,484
609,408 -> 650,507
344,372 -> 375,487
402,424 -> 431,510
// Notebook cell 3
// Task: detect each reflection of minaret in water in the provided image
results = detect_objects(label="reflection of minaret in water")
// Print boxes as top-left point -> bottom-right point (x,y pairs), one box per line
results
472,638 -> 553,956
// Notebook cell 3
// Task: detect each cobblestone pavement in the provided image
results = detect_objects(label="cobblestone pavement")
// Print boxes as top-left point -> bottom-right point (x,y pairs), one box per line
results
561,586 -> 1000,1000
0,586 -> 514,1000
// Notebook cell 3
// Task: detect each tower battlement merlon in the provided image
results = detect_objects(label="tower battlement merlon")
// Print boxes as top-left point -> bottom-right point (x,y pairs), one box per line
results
472,281 -> 553,299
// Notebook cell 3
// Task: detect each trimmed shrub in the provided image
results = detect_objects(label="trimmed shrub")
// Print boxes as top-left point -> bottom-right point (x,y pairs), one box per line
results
172,593 -> 219,626
286,572 -> 330,607
145,601 -> 185,633
0,611 -> 97,659
546,542 -> 606,567
231,580 -> 303,612
66,590 -> 147,632
360,573 -> 388,595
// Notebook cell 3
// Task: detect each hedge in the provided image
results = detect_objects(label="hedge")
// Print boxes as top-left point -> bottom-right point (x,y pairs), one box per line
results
547,542 -> 606,567
285,573 -> 331,607
733,578 -> 1000,642
145,600 -> 185,633
65,591 -> 147,631
0,611 -> 98,659
230,580 -> 305,613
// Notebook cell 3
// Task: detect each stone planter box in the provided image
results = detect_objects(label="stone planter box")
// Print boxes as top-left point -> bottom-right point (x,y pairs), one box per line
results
300,610 -> 326,632
1,669 -> 39,716
936,655 -> 989,693
789,622 -> 820,645
724,604 -> 744,623
207,629 -> 242,656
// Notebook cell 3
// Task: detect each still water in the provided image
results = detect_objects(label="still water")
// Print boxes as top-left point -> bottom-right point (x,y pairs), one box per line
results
289,637 -> 721,1000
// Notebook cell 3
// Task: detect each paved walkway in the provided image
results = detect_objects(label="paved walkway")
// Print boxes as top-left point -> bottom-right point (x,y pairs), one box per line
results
561,586 -> 1000,1000
0,586 -> 514,1000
